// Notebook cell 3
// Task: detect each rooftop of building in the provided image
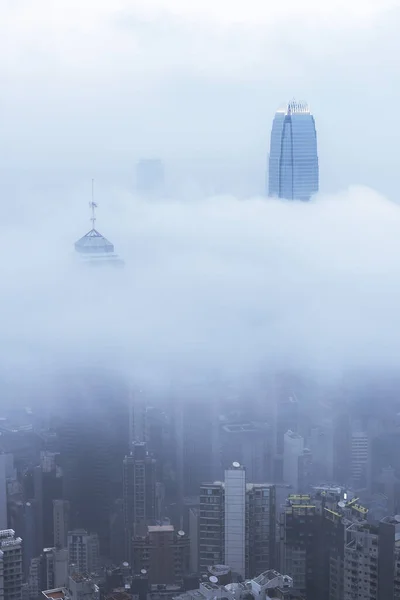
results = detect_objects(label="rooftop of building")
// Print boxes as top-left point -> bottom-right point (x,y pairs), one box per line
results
105,590 -> 132,600
75,228 -> 115,253
276,100 -> 310,115
74,200 -> 124,265
201,481 -> 274,491
174,570 -> 295,600
222,422 -> 267,433
285,430 -> 303,440
148,525 -> 174,533
42,588 -> 68,600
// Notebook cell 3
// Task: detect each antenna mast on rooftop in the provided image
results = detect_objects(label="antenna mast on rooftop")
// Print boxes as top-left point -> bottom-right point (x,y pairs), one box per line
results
89,178 -> 97,230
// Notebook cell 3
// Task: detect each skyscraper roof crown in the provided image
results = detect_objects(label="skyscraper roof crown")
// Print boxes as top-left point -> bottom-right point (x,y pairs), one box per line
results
277,100 -> 310,115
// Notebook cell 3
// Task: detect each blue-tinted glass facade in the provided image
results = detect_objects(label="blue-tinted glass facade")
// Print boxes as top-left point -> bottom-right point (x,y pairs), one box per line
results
268,102 -> 319,201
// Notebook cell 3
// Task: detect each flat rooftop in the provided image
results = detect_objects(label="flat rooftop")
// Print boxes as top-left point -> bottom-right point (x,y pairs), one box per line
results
148,525 -> 174,533
42,588 -> 67,600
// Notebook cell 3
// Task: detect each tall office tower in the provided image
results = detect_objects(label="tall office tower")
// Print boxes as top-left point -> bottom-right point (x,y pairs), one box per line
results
53,500 -> 70,549
309,422 -> 334,482
199,464 -> 276,578
188,507 -> 199,574
224,463 -> 246,578
220,422 -> 272,483
135,159 -> 165,196
268,100 -> 319,201
58,373 -> 130,554
129,390 -> 147,447
350,421 -> 369,489
270,380 -> 300,482
67,530 -> 99,575
32,454 -> 63,551
0,530 -> 22,600
122,442 -> 156,561
283,431 -> 304,493
0,457 -> 7,530
174,387 -> 220,502
132,525 -> 189,584
20,502 -> 37,580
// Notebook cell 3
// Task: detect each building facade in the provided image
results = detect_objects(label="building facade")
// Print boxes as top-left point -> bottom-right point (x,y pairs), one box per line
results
53,501 -> 70,549
0,530 -> 22,600
122,442 -> 156,562
131,525 -> 189,585
199,464 -> 276,579
268,100 -> 319,201
67,530 -> 99,575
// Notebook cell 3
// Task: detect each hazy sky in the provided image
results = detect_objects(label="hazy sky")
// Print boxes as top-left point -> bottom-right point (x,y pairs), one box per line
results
1,0 -> 399,196
1,1 -> 400,392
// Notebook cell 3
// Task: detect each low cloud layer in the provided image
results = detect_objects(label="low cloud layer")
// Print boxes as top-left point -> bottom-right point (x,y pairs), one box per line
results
1,186 -> 400,390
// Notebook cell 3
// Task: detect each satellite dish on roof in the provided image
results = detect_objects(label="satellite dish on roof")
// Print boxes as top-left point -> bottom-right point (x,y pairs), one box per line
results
178,530 -> 185,536
140,569 -> 147,575
338,501 -> 346,509
395,515 -> 400,523
232,461 -> 240,468
209,576 -> 218,584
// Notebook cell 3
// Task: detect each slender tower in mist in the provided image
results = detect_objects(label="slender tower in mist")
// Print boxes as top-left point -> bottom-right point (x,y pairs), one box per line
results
74,181 -> 124,266
268,100 -> 319,201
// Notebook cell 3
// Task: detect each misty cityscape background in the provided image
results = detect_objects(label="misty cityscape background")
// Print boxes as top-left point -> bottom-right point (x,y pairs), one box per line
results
1,2 -> 400,600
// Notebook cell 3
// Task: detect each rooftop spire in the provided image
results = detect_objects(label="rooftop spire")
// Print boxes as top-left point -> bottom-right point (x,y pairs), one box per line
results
89,178 -> 97,230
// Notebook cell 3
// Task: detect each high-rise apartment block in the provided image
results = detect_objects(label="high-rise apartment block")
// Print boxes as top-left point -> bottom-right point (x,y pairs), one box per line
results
277,487 -> 400,600
268,100 -> 319,201
0,530 -> 22,600
199,463 -> 276,579
131,525 -> 189,584
67,530 -> 99,575
53,501 -> 70,549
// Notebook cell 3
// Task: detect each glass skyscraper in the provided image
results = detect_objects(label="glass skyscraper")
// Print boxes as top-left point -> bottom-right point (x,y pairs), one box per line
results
268,100 -> 319,201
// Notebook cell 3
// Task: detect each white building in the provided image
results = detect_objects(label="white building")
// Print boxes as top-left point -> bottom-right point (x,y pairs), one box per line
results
224,463 -> 246,578
283,431 -> 304,492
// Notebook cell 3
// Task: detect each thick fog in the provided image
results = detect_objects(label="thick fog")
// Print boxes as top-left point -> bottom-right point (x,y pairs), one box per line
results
1,1 -> 400,392
1,186 -> 400,390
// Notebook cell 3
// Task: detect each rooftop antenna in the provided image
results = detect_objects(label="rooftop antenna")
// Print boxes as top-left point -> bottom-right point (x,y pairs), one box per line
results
89,178 -> 97,230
